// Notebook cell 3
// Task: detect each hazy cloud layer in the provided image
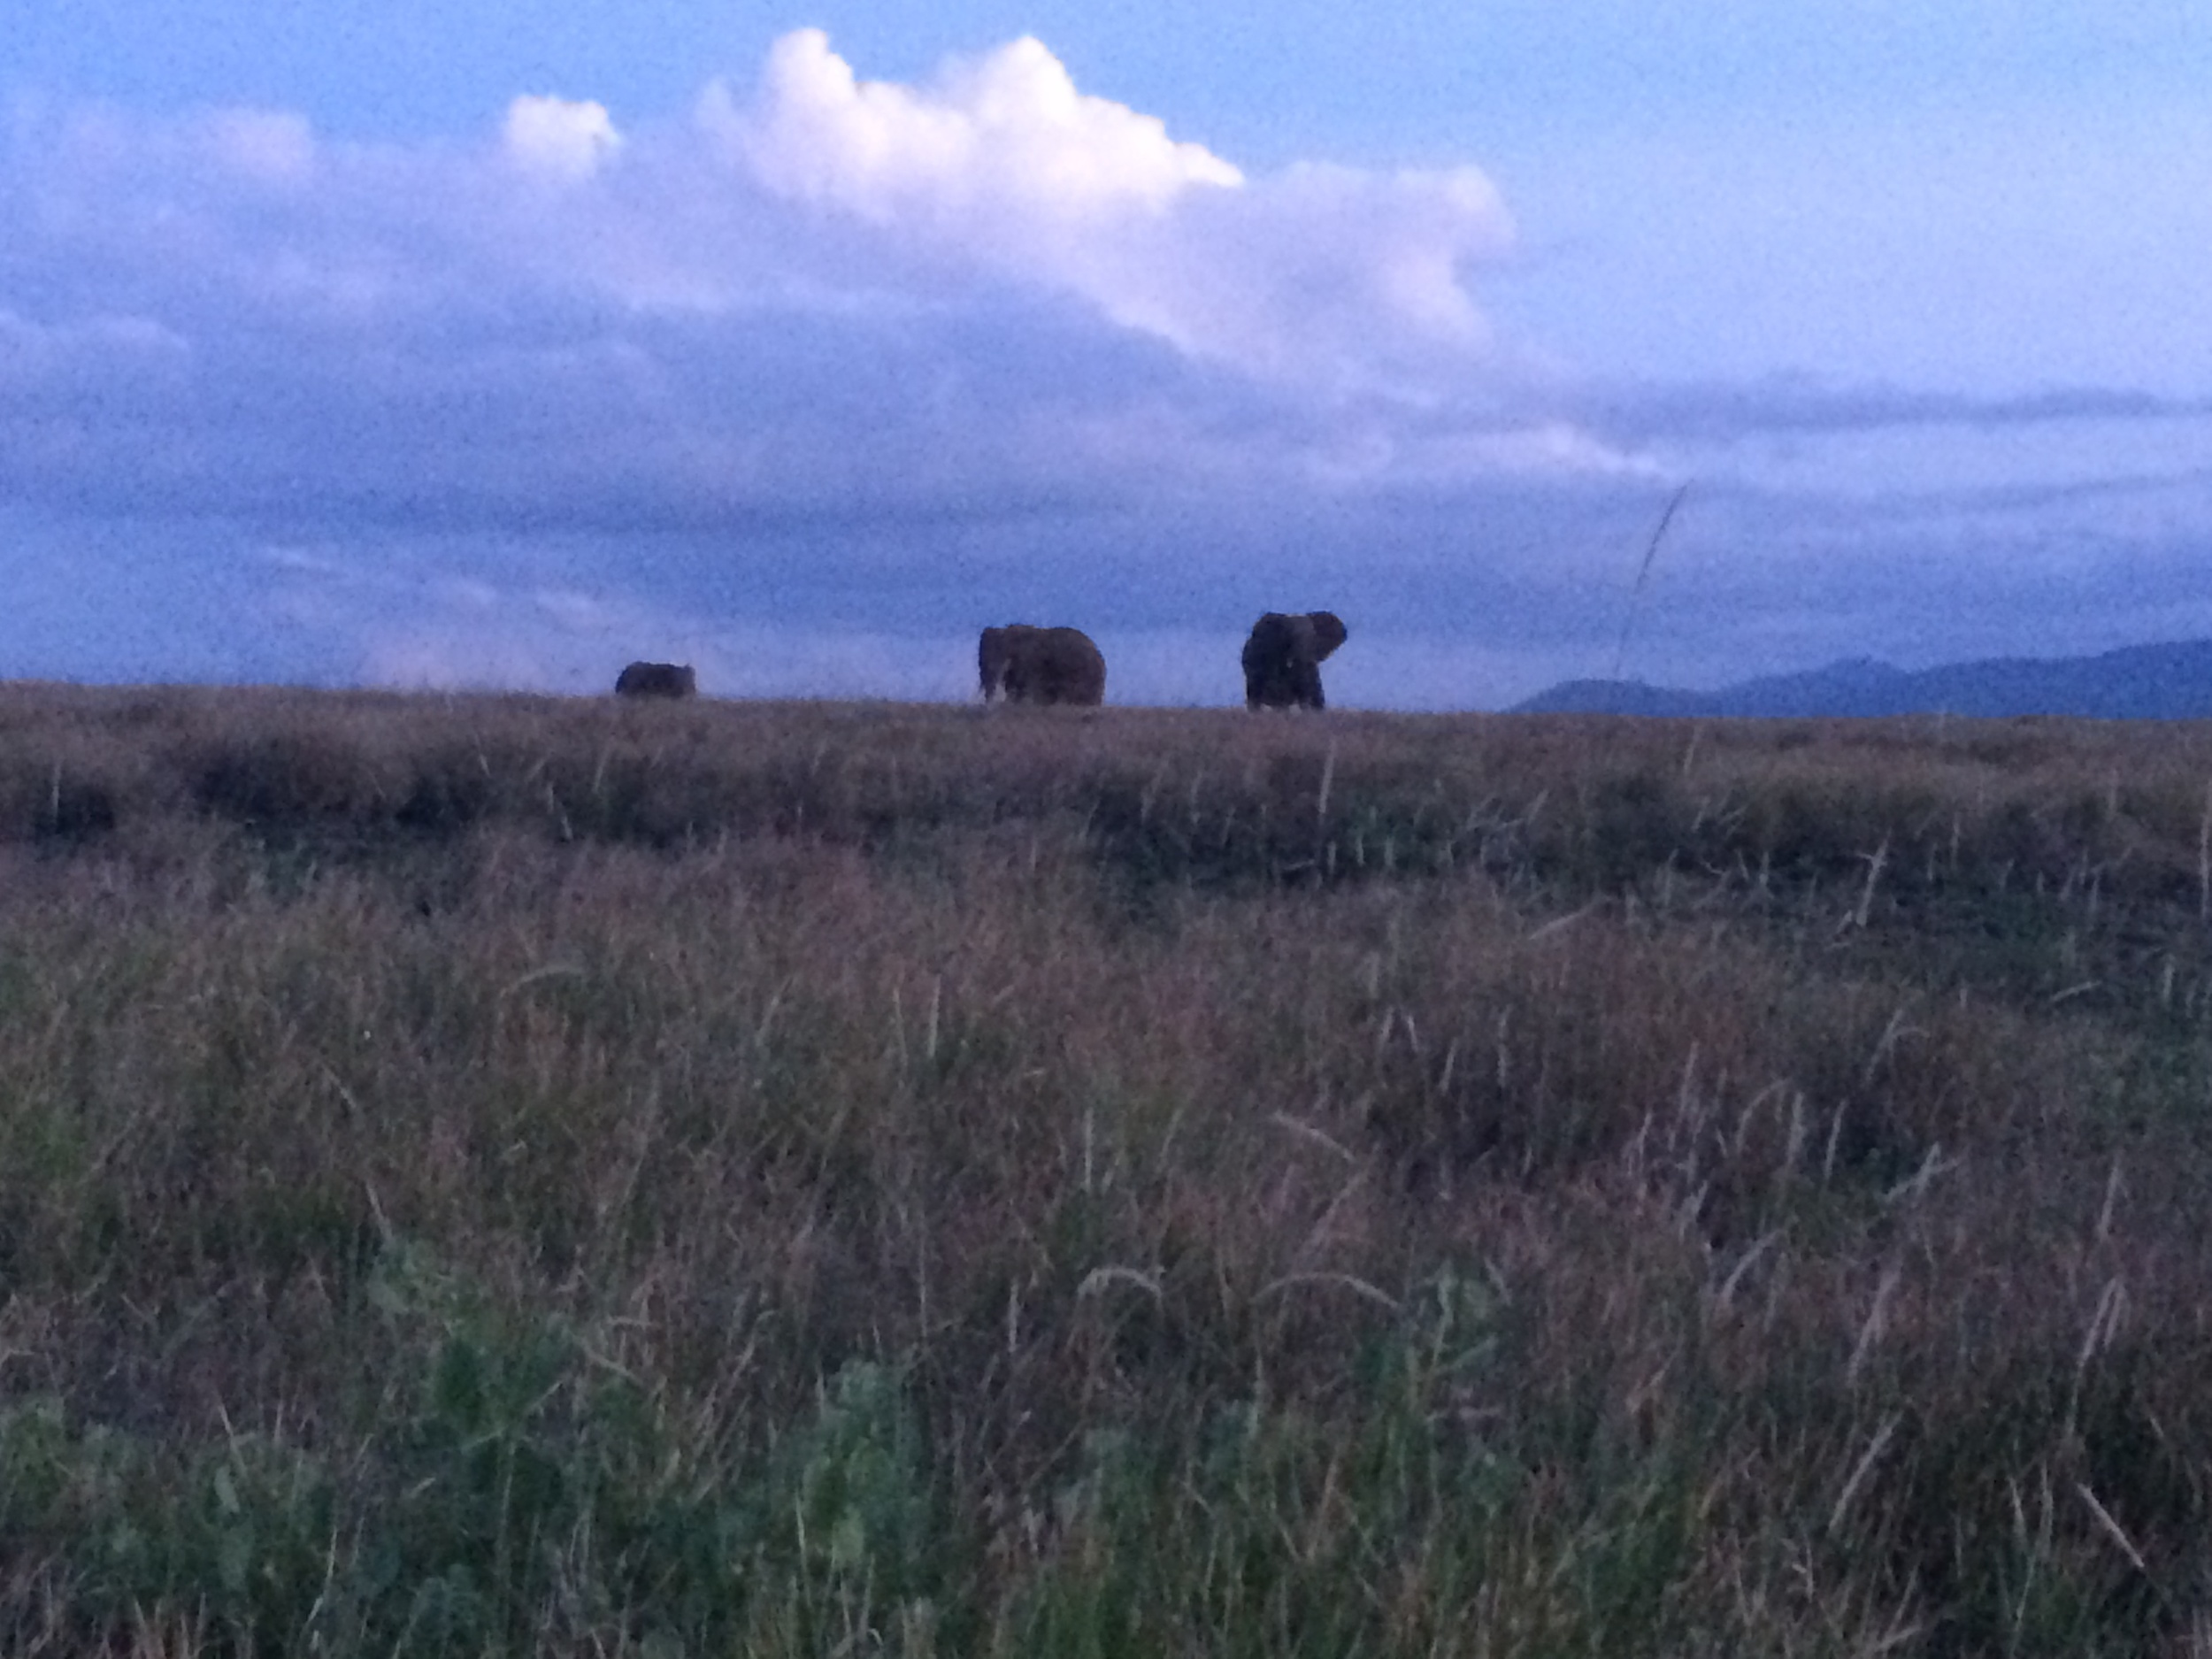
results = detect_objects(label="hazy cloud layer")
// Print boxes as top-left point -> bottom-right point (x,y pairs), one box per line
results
1,31 -> 1528,517
1,29 -> 2207,704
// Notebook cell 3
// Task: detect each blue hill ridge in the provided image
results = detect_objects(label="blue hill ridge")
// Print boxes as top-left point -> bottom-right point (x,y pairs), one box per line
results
1512,641 -> 2212,719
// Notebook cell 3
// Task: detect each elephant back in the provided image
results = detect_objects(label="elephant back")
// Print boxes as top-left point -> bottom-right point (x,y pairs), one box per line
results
615,661 -> 697,698
980,625 -> 1106,706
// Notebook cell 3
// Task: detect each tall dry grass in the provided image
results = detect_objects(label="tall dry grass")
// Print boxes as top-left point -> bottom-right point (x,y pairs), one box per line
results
4,683 -> 2212,1653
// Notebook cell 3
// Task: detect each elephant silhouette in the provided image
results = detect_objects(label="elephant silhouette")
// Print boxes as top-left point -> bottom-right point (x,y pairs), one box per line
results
979,626 -> 1106,706
1241,612 -> 1347,710
614,661 -> 697,699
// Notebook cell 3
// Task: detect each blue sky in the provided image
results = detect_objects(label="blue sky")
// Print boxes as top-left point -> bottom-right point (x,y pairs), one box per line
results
4,2 -> 2208,706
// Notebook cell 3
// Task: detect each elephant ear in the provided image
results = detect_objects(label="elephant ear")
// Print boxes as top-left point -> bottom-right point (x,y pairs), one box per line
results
1310,612 -> 1348,657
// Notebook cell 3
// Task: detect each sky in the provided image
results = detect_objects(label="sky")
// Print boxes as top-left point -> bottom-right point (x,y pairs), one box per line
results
4,2 -> 2209,708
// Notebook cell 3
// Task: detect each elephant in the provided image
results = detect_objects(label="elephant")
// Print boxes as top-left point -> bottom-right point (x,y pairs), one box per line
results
615,661 -> 697,699
1241,611 -> 1347,710
979,625 -> 1107,706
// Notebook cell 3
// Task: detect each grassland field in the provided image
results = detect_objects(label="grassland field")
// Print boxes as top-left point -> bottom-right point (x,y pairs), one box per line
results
5,682 -> 2212,1655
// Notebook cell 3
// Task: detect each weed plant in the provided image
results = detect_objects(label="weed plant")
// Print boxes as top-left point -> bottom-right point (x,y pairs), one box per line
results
4,685 -> 2212,1653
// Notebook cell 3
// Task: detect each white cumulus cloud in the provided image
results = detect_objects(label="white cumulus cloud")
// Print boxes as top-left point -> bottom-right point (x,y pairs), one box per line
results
503,94 -> 622,183
701,31 -> 1514,388
727,29 -> 1242,224
0,25 -> 1560,538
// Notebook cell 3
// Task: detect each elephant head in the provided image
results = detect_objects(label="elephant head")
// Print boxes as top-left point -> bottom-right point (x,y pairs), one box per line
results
979,625 -> 1107,707
615,661 -> 697,698
1241,611 -> 1347,710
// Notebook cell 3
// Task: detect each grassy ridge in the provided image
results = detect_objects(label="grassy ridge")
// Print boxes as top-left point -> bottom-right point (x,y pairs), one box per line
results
4,684 -> 2212,1654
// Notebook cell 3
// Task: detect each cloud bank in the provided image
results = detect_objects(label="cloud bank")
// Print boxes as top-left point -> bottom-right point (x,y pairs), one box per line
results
0,29 -> 1531,524
0,29 -> 2205,704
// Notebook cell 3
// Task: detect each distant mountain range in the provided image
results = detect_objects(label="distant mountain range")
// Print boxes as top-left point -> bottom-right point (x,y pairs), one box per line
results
1513,640 -> 2212,719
